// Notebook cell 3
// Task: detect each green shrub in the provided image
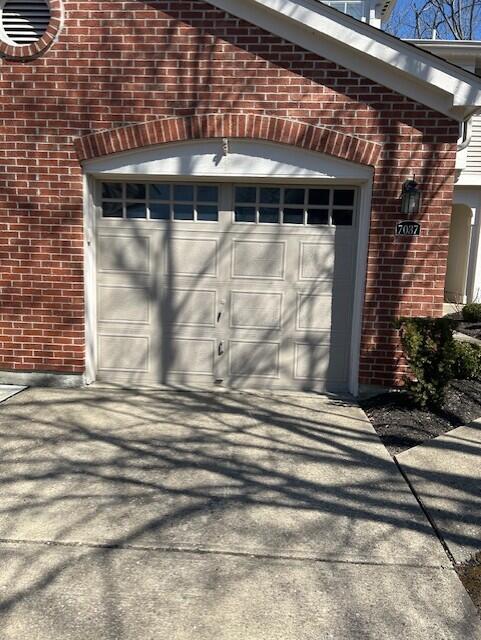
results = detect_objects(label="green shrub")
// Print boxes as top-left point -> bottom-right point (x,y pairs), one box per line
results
453,341 -> 481,380
395,317 -> 457,409
462,303 -> 481,323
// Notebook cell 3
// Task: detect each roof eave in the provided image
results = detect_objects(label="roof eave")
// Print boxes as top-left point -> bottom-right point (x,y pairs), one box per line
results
206,0 -> 481,121
407,39 -> 481,49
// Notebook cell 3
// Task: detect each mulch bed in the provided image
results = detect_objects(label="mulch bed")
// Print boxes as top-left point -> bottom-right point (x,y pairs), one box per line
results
362,379 -> 481,618
455,321 -> 481,341
456,552 -> 481,613
360,379 -> 481,457
444,311 -> 481,341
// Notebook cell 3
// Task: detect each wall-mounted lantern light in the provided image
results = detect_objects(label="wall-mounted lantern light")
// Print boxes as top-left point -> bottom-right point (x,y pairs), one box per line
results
400,178 -> 421,215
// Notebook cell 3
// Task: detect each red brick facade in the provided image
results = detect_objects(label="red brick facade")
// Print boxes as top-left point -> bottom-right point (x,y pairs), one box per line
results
0,1 -> 459,386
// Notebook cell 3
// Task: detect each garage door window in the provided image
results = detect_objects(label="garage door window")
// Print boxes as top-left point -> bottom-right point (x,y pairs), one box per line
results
234,186 -> 355,226
100,182 -> 355,227
101,182 -> 219,222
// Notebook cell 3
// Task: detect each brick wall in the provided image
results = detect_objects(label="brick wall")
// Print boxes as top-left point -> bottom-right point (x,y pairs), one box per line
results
0,0 -> 459,385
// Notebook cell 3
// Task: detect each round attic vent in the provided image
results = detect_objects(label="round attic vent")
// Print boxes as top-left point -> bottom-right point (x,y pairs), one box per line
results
1,0 -> 51,46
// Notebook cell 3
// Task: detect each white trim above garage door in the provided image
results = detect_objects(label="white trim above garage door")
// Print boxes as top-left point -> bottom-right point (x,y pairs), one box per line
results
83,139 -> 373,395
85,139 -> 373,182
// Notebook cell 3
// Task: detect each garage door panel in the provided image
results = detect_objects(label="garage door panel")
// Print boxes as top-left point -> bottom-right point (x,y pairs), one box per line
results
98,235 -> 150,274
168,338 -> 216,376
230,291 -> 283,330
98,335 -> 150,373
298,240 -> 354,281
228,340 -> 281,379
98,286 -> 150,324
168,237 -> 218,278
165,288 -> 217,328
298,241 -> 336,281
294,340 -> 347,383
296,292 -> 333,332
232,240 -> 285,280
295,291 -> 351,335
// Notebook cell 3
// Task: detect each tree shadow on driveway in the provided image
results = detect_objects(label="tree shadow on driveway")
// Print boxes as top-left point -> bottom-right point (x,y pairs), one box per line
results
0,386 -> 478,639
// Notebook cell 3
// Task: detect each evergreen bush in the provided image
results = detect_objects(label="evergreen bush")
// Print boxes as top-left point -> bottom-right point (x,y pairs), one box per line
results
462,303 -> 481,323
453,341 -> 481,380
395,317 -> 457,408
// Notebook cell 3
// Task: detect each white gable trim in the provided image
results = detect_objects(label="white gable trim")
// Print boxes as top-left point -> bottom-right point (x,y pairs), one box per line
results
207,0 -> 481,121
84,139 -> 373,182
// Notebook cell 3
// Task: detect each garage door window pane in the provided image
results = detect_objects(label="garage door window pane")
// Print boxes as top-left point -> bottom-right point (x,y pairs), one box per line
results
197,186 -> 218,202
307,209 -> 329,225
259,188 -> 280,204
283,208 -> 304,224
102,201 -> 123,218
174,203 -> 194,220
102,182 -> 123,199
99,183 -> 357,228
174,184 -> 194,201
126,203 -> 147,219
332,209 -> 353,226
235,206 -> 256,223
259,207 -> 280,224
309,189 -> 329,205
150,203 -> 170,220
235,187 -> 256,203
126,183 -> 146,200
197,205 -> 219,222
333,190 -> 355,206
150,184 -> 170,200
284,189 -> 305,205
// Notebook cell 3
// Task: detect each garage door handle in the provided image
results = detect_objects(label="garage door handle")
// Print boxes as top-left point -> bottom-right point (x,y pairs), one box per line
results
218,342 -> 225,356
217,300 -> 225,323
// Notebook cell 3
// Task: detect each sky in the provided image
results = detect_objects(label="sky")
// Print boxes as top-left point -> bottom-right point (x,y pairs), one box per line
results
384,0 -> 481,40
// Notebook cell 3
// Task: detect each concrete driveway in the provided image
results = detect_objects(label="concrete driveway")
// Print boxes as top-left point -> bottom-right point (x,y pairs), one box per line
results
0,386 -> 478,639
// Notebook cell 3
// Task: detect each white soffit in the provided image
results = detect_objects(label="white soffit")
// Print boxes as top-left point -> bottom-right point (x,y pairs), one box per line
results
206,0 -> 481,121
84,139 -> 373,181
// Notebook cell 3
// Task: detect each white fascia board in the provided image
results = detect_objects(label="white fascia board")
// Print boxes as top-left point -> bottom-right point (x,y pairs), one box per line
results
407,40 -> 481,56
207,0 -> 481,120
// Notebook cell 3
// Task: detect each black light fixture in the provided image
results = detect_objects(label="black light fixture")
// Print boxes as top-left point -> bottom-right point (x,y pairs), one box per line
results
400,177 -> 421,215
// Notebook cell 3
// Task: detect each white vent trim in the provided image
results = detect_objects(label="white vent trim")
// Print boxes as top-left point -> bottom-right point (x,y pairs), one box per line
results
0,0 -> 50,46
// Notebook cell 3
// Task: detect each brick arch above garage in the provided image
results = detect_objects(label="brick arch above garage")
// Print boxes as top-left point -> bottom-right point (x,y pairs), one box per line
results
74,114 -> 382,167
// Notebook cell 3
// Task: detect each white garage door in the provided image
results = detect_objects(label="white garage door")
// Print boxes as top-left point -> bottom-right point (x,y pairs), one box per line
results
96,181 -> 358,391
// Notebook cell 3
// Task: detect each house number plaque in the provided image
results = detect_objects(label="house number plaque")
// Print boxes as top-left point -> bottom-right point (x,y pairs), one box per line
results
396,221 -> 421,237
